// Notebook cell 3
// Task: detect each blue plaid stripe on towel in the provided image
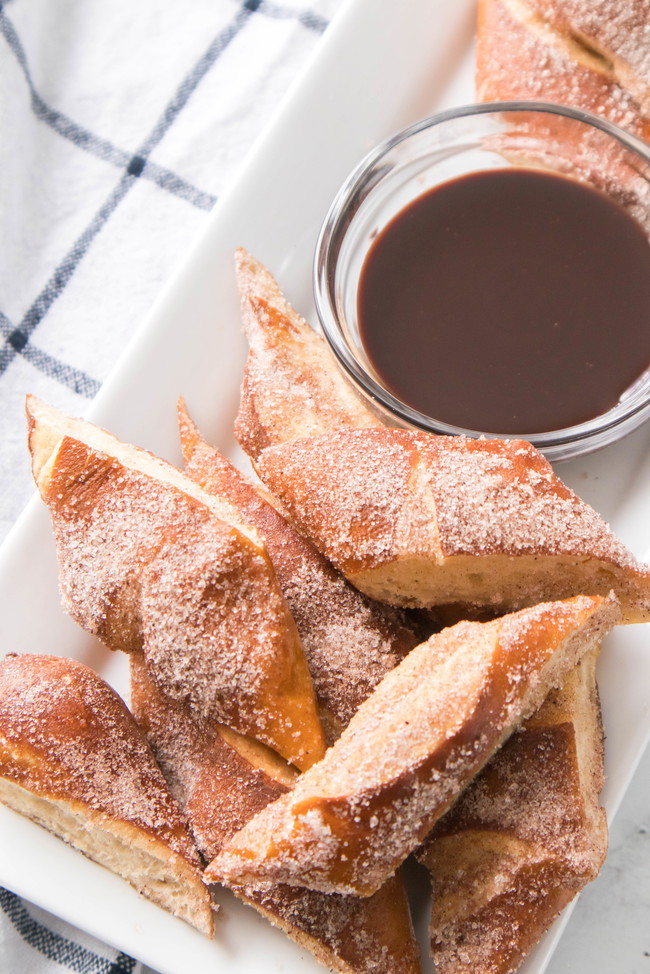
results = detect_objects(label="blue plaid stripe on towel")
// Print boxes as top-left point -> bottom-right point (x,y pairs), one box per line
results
0,888 -> 140,973
0,0 -> 339,970
0,0 -> 338,544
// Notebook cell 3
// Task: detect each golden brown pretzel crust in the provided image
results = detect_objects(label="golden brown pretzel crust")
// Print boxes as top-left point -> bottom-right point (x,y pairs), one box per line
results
129,654 -> 422,974
0,653 -> 213,935
255,428 -> 650,621
477,0 -> 650,143
233,247 -> 381,462
178,400 -> 422,740
206,595 -> 619,898
232,256 -> 650,622
420,648 -> 607,974
26,395 -> 325,771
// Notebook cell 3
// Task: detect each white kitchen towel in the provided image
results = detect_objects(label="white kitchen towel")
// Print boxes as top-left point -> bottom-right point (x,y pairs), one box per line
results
0,0 -> 340,543
0,0 -> 340,970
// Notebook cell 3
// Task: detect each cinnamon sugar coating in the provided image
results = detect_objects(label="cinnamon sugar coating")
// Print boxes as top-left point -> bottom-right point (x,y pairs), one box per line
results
507,0 -> 650,115
477,0 -> 650,143
130,654 -> 422,974
233,877 -> 421,974
0,653 -> 213,935
255,428 -> 650,620
178,401 -> 422,739
420,648 -> 607,974
129,654 -> 291,852
231,257 -> 650,621
0,654 -> 199,856
206,595 -> 619,898
26,396 -> 325,771
233,247 -> 381,462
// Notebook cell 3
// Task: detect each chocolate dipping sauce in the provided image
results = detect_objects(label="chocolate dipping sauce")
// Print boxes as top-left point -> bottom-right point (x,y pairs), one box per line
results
357,168 -> 650,434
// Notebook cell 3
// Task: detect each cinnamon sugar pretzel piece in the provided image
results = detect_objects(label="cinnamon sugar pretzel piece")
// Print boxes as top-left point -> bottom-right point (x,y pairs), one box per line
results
178,400 -> 423,742
232,257 -> 650,622
420,647 -> 607,974
0,653 -> 213,935
130,654 -> 422,974
206,595 -> 619,897
233,247 -> 381,463
255,428 -> 650,622
26,395 -> 325,771
476,0 -> 650,144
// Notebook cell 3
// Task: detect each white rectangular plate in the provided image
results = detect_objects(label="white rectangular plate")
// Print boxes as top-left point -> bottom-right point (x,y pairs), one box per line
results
1,1 -> 650,972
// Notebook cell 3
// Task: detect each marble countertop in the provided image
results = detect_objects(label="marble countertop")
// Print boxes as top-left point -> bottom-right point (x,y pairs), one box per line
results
550,737 -> 650,974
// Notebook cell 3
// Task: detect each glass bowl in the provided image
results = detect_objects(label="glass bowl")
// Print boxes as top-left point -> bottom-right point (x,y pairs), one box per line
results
313,102 -> 650,462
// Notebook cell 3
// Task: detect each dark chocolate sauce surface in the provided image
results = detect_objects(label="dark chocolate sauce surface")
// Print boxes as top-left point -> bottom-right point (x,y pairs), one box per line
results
357,168 -> 650,434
